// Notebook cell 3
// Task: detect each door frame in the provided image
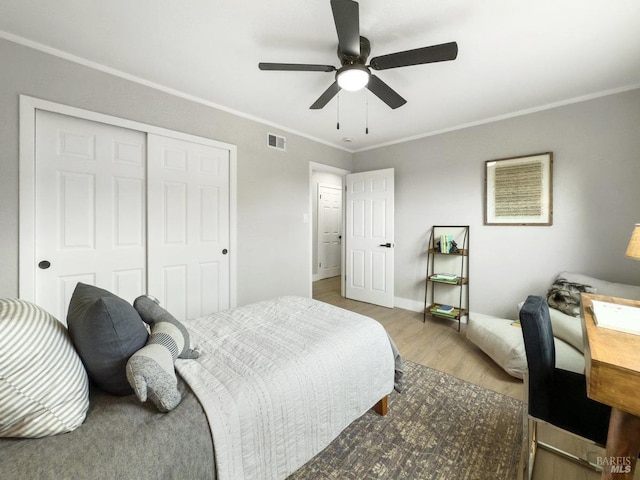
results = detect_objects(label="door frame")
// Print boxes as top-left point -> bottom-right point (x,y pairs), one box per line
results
309,162 -> 350,297
19,95 -> 237,308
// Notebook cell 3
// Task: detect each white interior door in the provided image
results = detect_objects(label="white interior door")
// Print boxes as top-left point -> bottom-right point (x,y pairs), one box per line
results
34,110 -> 146,322
317,184 -> 342,280
147,134 -> 230,321
345,168 -> 395,308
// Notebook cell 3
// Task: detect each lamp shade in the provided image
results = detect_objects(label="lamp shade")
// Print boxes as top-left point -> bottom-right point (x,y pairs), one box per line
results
626,224 -> 640,260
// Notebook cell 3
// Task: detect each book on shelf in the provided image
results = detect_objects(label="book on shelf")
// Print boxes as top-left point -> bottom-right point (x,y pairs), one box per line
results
591,300 -> 640,336
430,273 -> 458,283
429,304 -> 458,317
430,309 -> 457,318
439,234 -> 454,253
436,304 -> 454,313
432,273 -> 457,280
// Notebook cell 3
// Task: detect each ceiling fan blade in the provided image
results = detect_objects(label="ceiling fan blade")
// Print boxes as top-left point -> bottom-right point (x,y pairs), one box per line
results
369,41 -> 458,70
310,81 -> 341,109
259,63 -> 336,72
366,75 -> 406,109
330,0 -> 360,58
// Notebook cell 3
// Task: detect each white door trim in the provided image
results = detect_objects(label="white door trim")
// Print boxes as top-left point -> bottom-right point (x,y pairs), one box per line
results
19,95 -> 237,308
308,162 -> 350,297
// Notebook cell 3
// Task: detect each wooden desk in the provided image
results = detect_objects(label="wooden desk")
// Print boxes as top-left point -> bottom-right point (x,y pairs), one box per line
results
581,293 -> 640,479
581,293 -> 640,416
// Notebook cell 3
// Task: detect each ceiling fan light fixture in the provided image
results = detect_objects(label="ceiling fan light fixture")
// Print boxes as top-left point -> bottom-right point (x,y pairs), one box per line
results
259,1 -> 458,110
336,65 -> 370,91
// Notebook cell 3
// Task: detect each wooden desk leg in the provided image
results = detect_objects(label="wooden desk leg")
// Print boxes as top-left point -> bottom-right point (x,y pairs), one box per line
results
601,408 -> 640,479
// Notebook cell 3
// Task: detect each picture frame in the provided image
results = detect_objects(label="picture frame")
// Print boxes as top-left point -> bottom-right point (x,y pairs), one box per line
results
484,152 -> 553,226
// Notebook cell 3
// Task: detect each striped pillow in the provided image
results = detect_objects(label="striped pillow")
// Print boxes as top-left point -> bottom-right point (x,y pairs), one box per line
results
0,298 -> 89,438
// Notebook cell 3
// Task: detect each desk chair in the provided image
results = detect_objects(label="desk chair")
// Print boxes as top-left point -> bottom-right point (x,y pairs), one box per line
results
519,295 -> 611,479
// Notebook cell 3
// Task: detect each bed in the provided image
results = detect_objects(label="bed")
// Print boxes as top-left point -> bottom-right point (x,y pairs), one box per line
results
0,291 -> 402,480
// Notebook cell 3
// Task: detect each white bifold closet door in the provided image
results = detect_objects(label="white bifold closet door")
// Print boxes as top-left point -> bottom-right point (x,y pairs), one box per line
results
35,111 -> 147,320
33,110 -> 230,323
146,134 -> 230,321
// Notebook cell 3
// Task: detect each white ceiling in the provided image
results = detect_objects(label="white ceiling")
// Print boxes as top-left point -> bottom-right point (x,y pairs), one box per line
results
2,0 -> 639,152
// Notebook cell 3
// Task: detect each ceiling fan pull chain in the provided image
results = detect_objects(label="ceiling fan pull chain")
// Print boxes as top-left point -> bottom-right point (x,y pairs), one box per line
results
366,92 -> 369,134
336,93 -> 340,130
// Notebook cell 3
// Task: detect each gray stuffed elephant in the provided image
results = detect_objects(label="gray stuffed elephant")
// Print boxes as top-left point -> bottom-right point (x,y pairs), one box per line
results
126,296 -> 199,412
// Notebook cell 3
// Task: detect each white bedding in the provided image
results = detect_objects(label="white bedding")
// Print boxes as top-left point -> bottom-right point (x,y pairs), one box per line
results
175,296 -> 395,480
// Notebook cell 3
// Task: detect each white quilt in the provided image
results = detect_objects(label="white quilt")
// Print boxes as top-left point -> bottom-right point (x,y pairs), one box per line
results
176,296 -> 395,480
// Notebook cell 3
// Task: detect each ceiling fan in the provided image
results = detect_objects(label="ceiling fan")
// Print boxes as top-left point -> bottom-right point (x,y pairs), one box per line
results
258,0 -> 458,110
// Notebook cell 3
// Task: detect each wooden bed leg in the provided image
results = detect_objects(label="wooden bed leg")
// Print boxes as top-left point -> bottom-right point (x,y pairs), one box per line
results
373,396 -> 388,416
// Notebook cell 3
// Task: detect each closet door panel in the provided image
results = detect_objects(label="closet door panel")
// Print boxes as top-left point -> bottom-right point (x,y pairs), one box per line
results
162,264 -> 188,322
147,134 -> 230,321
163,181 -> 189,244
34,110 -> 146,322
199,261 -> 221,315
114,177 -> 145,246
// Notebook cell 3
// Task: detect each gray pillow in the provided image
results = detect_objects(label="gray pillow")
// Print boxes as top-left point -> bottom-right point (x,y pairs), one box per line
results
67,283 -> 148,395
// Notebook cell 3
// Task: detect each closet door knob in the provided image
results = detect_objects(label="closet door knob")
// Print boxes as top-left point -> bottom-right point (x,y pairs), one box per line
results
222,249 -> 228,255
38,260 -> 51,269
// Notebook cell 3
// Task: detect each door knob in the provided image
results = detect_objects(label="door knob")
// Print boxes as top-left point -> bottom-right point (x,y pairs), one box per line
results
222,249 -> 228,255
379,243 -> 392,248
38,260 -> 51,269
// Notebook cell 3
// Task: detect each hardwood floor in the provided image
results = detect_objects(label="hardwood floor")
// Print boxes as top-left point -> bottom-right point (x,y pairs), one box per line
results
313,276 -> 522,399
312,276 -> 640,480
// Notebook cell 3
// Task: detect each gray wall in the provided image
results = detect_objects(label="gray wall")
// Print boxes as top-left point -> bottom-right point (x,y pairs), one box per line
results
3,37 -> 639,319
0,39 -> 353,305
354,88 -> 640,318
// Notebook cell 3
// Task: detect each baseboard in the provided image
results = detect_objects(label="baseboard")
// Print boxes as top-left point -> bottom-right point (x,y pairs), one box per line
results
394,297 -> 424,312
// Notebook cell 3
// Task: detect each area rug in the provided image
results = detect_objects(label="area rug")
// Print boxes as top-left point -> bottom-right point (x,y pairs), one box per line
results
288,361 -> 524,480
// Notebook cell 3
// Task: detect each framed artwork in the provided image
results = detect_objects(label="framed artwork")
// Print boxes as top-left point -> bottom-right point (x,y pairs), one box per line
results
484,152 -> 553,225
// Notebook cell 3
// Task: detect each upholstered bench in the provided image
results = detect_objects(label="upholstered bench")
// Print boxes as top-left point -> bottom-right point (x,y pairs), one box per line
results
466,313 -> 584,379
467,272 -> 640,379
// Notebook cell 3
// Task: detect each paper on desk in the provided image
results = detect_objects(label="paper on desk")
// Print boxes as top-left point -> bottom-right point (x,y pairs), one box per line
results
591,300 -> 640,335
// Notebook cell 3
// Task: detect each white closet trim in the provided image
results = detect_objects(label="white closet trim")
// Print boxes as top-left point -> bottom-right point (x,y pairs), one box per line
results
19,94 -> 237,308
